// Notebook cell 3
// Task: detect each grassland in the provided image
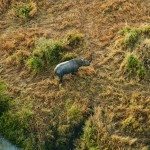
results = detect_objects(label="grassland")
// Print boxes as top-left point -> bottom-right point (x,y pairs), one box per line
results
0,0 -> 150,150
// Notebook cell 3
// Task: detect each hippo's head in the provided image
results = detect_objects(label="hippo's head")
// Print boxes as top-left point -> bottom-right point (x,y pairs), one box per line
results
74,58 -> 90,66
81,59 -> 90,66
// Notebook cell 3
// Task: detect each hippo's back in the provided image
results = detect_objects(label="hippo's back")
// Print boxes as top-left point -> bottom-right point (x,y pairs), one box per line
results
54,61 -> 68,73
55,60 -> 75,74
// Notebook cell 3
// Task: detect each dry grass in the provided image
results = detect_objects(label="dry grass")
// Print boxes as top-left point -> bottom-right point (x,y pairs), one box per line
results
0,0 -> 150,149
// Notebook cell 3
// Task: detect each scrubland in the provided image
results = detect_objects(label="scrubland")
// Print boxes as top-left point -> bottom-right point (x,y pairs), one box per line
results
0,0 -> 150,149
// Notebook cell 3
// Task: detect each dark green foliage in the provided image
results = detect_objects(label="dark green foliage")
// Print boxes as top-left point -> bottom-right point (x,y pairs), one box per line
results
44,41 -> 65,65
0,81 -> 35,149
0,97 -> 37,149
125,53 -> 146,79
126,54 -> 139,69
26,56 -> 44,72
18,5 -> 31,18
53,100 -> 86,150
0,93 -> 88,150
34,38 -> 66,66
0,112 -> 35,149
0,81 -> 9,116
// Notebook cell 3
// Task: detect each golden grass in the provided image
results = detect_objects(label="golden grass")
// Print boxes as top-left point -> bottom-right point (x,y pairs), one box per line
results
0,0 -> 150,149
0,28 -> 46,55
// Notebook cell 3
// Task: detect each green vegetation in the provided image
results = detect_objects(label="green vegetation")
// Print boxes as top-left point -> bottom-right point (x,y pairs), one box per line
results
76,100 -> 150,150
26,36 -> 81,72
0,81 -> 9,116
66,33 -> 83,48
119,26 -> 150,80
122,53 -> 146,79
120,28 -> 140,48
0,83 -> 90,149
13,1 -> 37,19
25,38 -> 67,72
3,33 -> 83,73
26,56 -> 44,72
0,101 -> 36,149
121,97 -> 150,136
126,53 -> 139,69
120,26 -> 150,49
0,81 -> 35,148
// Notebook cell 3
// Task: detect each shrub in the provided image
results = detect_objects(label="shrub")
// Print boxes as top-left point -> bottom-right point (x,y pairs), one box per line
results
66,33 -> 83,48
13,1 -> 37,19
35,38 -> 66,65
26,56 -> 44,72
0,81 -> 9,116
119,27 -> 150,80
122,28 -> 140,48
122,53 -> 147,79
126,54 -> 139,69
45,41 -> 65,65
120,26 -> 150,48
125,54 -> 139,77
0,97 -> 36,149
137,38 -> 150,70
25,38 -> 69,72
55,100 -> 86,150
138,66 -> 146,79
75,105 -> 149,150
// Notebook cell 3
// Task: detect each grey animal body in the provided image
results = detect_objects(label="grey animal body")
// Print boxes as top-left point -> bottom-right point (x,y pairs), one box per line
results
54,58 -> 90,83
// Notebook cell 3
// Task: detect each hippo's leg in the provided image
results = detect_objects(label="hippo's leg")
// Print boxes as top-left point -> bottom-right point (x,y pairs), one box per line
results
59,75 -> 63,83
71,69 -> 78,75
71,72 -> 76,75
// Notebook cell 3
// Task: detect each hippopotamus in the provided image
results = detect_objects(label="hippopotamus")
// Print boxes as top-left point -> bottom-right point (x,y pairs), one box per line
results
54,58 -> 90,83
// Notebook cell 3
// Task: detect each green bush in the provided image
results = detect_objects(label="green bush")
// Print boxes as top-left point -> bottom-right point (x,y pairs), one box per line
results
26,35 -> 82,72
26,56 -> 44,72
123,28 -> 140,48
120,26 -> 150,48
0,97 -> 36,149
54,100 -> 86,150
124,53 -> 147,79
66,33 -> 83,48
35,38 -> 66,65
13,2 -> 37,19
45,41 -> 65,65
126,54 -> 139,69
0,81 -> 9,116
